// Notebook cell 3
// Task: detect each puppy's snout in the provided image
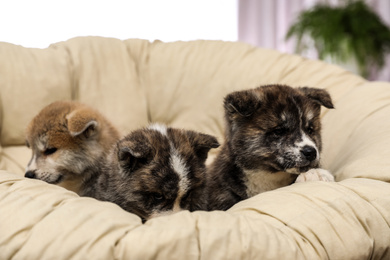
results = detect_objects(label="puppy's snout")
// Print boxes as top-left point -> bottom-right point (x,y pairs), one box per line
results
25,171 -> 37,179
301,146 -> 317,161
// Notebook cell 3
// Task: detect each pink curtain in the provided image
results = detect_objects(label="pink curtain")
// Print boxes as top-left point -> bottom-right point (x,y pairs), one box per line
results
238,0 -> 390,81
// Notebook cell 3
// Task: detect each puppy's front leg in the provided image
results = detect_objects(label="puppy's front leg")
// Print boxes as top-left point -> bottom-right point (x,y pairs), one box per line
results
295,168 -> 335,183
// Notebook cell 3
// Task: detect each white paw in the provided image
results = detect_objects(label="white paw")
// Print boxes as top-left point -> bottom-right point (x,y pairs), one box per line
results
295,168 -> 335,183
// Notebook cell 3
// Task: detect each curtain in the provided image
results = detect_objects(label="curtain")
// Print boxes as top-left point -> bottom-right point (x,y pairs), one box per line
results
238,0 -> 390,81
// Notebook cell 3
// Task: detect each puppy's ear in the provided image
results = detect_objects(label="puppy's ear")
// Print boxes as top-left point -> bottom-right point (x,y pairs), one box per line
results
224,89 -> 260,117
117,134 -> 152,173
187,131 -> 220,161
66,108 -> 99,138
299,87 -> 334,109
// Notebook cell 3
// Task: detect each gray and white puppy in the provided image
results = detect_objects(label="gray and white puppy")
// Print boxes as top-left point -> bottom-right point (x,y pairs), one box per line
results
206,84 -> 334,211
87,124 -> 219,221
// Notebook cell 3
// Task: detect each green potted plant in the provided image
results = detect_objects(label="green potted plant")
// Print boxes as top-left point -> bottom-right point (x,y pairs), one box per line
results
286,0 -> 390,78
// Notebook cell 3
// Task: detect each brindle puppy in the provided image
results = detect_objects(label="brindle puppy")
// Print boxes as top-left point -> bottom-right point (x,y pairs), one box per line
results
88,124 -> 219,221
207,84 -> 334,211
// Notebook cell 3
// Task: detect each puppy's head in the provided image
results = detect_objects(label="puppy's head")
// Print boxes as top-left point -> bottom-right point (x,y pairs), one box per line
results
224,84 -> 333,174
110,124 -> 219,221
25,101 -> 119,193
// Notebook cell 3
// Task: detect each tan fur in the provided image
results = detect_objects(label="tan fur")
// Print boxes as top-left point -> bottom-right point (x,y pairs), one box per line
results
243,169 -> 296,197
25,101 -> 120,194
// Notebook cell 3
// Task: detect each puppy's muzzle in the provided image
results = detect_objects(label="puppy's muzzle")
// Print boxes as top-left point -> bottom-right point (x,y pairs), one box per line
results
300,146 -> 317,162
25,170 -> 37,179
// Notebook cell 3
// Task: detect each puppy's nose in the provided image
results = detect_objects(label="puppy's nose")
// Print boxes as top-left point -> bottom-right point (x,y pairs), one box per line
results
301,146 -> 317,161
25,171 -> 37,179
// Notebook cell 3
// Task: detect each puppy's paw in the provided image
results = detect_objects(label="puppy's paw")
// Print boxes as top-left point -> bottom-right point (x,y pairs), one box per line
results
295,168 -> 335,183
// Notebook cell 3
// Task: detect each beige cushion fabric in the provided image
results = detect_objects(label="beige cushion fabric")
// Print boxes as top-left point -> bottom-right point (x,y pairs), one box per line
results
0,42 -> 72,146
51,37 -> 150,135
0,37 -> 389,259
1,172 -> 389,259
322,82 -> 390,181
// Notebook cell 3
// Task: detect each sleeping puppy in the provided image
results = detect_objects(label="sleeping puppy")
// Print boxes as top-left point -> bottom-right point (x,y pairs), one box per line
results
207,84 -> 335,210
89,124 -> 220,221
25,101 -> 120,195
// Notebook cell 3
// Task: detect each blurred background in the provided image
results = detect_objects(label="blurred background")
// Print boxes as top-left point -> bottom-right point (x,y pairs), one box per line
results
1,0 -> 389,81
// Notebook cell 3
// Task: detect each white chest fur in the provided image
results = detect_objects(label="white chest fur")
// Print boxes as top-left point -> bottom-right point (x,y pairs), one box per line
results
243,169 -> 295,197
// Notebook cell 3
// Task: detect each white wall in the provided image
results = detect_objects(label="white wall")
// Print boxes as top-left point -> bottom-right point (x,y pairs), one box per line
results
0,0 -> 238,48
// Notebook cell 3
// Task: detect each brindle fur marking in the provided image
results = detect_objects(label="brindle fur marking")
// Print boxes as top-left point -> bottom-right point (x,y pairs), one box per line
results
89,125 -> 219,221
206,85 -> 334,210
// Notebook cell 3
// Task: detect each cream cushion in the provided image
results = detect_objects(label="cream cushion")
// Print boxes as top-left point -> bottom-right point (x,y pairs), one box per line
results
0,37 -> 389,259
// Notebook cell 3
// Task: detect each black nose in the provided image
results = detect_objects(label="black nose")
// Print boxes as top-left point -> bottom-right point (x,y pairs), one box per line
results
301,146 -> 317,161
25,171 -> 37,179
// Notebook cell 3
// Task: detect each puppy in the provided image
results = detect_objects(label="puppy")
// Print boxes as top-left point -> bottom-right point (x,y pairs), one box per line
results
25,101 -> 120,195
88,124 -> 219,221
207,84 -> 334,210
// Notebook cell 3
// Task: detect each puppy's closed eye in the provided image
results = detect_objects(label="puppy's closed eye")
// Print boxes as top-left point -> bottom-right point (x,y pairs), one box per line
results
151,193 -> 164,202
272,127 -> 288,136
43,147 -> 57,156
